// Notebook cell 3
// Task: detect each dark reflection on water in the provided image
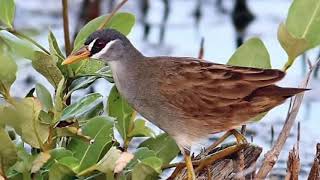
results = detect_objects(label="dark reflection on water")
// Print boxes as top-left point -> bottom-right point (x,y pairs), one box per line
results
10,0 -> 320,179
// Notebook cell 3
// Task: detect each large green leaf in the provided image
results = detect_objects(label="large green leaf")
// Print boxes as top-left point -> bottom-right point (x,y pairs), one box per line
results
286,0 -> 320,49
32,51 -> 63,88
61,93 -> 103,121
128,148 -> 162,180
107,85 -> 134,142
73,12 -> 135,51
48,31 -> 69,77
126,147 -> 157,170
138,133 -> 179,165
3,98 -> 50,148
279,0 -> 320,70
128,119 -> 155,138
44,148 -> 73,169
0,0 -> 15,28
0,43 -> 17,97
48,162 -> 76,180
0,128 -> 17,172
35,84 -> 53,111
278,23 -> 309,69
74,59 -> 105,76
228,38 -> 271,68
0,30 -> 35,60
94,147 -> 122,174
67,116 -> 114,172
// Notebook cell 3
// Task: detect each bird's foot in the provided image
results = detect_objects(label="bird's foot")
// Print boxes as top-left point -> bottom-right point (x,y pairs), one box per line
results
194,143 -> 247,174
206,129 -> 247,154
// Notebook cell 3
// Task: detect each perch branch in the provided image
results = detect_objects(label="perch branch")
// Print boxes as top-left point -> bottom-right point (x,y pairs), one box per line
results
256,59 -> 320,179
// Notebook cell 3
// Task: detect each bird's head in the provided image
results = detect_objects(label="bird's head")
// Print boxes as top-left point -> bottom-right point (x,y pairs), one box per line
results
62,29 -> 131,65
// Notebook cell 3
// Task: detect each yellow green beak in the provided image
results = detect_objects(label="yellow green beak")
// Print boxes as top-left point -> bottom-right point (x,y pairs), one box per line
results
62,46 -> 91,65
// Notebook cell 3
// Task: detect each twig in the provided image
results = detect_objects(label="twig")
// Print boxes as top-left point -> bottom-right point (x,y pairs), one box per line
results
255,59 -> 320,179
62,0 -> 72,56
98,0 -> 128,30
198,37 -> 205,59
308,143 -> 320,180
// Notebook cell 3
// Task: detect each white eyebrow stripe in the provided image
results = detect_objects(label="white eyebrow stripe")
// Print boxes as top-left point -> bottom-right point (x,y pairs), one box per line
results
91,40 -> 117,59
88,38 -> 97,51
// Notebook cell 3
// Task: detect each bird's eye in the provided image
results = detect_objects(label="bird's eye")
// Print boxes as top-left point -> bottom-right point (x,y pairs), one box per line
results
95,39 -> 106,48
91,39 -> 107,54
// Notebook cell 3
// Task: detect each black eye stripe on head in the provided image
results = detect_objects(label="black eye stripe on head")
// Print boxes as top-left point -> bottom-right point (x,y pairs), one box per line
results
91,39 -> 107,55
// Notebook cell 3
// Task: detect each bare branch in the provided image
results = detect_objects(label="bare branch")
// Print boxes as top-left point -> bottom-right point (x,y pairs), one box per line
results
98,0 -> 128,30
62,0 -> 72,55
307,143 -> 320,180
198,37 -> 205,60
256,60 -> 320,179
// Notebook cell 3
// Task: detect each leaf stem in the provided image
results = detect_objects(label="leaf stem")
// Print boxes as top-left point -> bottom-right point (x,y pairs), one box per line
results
9,29 -> 50,55
62,0 -> 72,56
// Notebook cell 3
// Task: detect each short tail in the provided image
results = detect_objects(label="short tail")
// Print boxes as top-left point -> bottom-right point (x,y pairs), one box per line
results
249,85 -> 309,98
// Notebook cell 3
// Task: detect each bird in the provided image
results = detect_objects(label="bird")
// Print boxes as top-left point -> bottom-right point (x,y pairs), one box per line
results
62,29 -> 306,179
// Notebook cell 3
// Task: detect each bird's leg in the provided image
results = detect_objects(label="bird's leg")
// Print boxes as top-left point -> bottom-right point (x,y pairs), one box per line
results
194,143 -> 247,173
206,129 -> 247,153
182,148 -> 196,180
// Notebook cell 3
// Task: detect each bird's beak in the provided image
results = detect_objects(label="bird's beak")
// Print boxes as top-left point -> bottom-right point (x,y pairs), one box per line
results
62,46 -> 91,65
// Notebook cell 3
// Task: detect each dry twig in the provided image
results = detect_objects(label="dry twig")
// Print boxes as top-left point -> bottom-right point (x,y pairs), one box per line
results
255,60 -> 320,179
307,143 -> 320,180
98,0 -> 128,30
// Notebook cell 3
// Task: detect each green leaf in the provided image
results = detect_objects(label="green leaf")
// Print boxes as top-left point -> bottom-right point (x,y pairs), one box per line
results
32,51 -> 63,88
61,93 -> 103,121
67,116 -> 114,172
107,85 -> 134,142
48,31 -> 69,77
126,147 -> 157,170
131,163 -> 159,180
3,98 -> 50,148
128,119 -> 155,138
228,38 -> 271,69
0,0 -> 15,28
73,59 -> 105,76
48,162 -> 75,180
138,133 -> 179,165
0,43 -> 17,97
286,0 -> 320,49
53,77 -> 65,124
278,23 -> 309,62
73,12 -> 135,51
0,128 -> 17,172
44,148 -> 73,169
95,147 -> 122,174
130,154 -> 162,180
0,30 -> 35,60
36,84 -> 53,111
68,76 -> 98,95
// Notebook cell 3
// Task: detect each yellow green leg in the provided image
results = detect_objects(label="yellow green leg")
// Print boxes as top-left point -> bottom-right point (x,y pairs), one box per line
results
194,143 -> 247,173
182,149 -> 196,180
206,129 -> 247,153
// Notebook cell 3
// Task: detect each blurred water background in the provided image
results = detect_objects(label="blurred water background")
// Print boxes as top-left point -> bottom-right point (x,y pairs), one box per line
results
10,0 -> 320,179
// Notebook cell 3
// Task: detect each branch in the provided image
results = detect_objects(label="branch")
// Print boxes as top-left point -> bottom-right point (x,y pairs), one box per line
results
98,0 -> 128,30
255,59 -> 320,179
62,0 -> 72,56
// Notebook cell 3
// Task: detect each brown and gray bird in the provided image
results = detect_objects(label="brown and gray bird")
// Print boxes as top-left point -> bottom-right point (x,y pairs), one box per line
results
63,29 -> 306,179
